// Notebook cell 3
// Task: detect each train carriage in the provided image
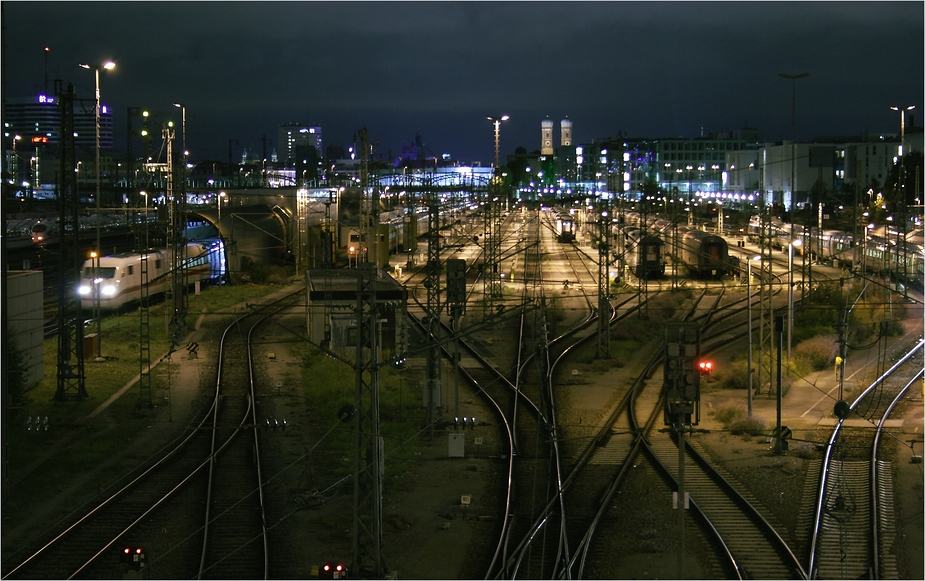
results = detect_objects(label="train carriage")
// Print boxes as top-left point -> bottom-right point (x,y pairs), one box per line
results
344,208 -> 429,264
678,228 -> 731,277
626,229 -> 666,279
555,210 -> 576,242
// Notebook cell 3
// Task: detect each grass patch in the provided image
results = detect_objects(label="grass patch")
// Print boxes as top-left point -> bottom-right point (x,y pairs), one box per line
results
295,343 -> 424,492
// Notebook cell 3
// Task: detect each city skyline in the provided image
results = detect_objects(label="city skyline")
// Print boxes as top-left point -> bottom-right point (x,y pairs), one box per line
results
2,2 -> 922,165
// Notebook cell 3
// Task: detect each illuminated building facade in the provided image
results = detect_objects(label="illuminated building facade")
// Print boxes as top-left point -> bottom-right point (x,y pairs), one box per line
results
3,94 -> 113,149
278,122 -> 322,165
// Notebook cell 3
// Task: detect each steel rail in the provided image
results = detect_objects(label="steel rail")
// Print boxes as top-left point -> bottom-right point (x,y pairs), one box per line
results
808,338 -> 924,578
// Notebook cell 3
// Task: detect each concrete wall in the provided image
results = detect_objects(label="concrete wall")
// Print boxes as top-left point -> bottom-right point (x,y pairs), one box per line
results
6,271 -> 45,388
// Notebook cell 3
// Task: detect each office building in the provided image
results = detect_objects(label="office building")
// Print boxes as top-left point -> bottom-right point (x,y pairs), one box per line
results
278,123 -> 322,165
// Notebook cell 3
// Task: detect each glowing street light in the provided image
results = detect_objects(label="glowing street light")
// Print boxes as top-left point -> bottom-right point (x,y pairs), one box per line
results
79,59 -> 115,360
218,191 -> 226,221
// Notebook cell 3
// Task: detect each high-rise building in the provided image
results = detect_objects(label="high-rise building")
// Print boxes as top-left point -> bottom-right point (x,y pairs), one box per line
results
278,122 -> 322,165
3,94 -> 113,150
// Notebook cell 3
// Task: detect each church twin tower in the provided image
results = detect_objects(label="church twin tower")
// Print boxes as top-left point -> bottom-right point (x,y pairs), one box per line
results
541,118 -> 572,156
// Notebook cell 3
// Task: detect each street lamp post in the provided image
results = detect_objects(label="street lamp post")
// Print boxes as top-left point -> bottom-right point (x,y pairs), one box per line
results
675,168 -> 683,214
664,162 -> 672,200
788,239 -> 802,363
10,135 -> 21,188
89,250 -> 103,361
686,165 -> 694,226
779,72 -> 809,303
79,60 -> 115,360
891,105 -> 915,294
890,105 -> 915,156
173,103 -> 187,189
487,115 -> 509,170
140,190 -> 149,247
747,255 -> 760,416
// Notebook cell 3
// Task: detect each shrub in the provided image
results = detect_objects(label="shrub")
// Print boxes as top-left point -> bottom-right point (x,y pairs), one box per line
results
793,335 -> 836,371
729,414 -> 766,436
710,404 -> 766,435
645,292 -> 682,325
710,404 -> 744,427
791,442 -> 817,459
712,358 -> 749,390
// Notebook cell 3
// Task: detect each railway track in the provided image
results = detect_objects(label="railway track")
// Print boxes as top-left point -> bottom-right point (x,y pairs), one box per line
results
2,289 -> 303,580
807,339 -> 923,580
495,275 -> 815,579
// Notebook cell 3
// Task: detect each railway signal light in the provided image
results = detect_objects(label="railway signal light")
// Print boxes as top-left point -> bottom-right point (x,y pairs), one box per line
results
446,259 -> 466,308
122,546 -> 146,569
320,561 -> 347,579
698,361 -> 713,375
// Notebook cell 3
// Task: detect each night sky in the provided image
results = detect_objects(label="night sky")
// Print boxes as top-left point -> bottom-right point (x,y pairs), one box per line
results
3,1 -> 922,166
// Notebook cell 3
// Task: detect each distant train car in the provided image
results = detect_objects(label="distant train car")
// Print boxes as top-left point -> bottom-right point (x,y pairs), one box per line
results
78,241 -> 223,311
857,235 -> 924,280
678,228 -> 731,277
627,229 -> 665,279
344,209 -> 429,264
555,210 -> 576,242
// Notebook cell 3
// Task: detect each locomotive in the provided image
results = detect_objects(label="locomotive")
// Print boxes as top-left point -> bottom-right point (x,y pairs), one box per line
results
78,241 -> 224,311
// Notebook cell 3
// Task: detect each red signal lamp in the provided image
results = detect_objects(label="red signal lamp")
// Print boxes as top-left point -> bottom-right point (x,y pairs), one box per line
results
699,361 -> 713,375
320,561 -> 347,579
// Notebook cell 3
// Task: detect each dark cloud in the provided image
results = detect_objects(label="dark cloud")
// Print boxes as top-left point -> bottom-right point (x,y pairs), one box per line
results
3,1 -> 921,163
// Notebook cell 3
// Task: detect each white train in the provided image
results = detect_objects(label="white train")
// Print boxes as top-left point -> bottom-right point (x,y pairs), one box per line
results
78,241 -> 224,311
746,217 -> 924,284
554,209 -> 577,242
